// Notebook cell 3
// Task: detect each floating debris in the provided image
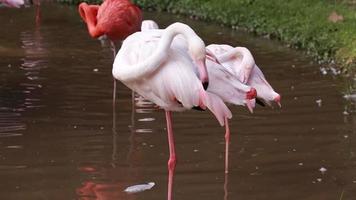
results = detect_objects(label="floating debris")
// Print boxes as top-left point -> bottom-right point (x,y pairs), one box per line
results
319,167 -> 327,174
317,178 -> 322,182
343,111 -> 349,115
343,94 -> 356,101
93,68 -> 99,72
316,99 -> 322,107
298,163 -> 304,166
320,67 -> 327,75
124,182 -> 155,194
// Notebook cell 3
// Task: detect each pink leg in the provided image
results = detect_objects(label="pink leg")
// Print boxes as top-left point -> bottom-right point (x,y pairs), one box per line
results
165,111 -> 176,200
224,173 -> 229,200
35,5 -> 41,27
111,40 -> 117,110
113,78 -> 117,106
224,118 -> 230,174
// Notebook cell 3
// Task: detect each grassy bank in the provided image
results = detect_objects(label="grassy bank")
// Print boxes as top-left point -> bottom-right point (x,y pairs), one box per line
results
61,0 -> 356,73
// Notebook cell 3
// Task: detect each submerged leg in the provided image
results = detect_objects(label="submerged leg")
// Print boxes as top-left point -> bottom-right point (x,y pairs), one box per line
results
224,117 -> 230,174
224,173 -> 229,200
165,111 -> 176,200
110,40 -> 117,111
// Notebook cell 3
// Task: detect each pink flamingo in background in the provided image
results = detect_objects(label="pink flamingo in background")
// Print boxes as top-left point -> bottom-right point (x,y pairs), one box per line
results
78,0 -> 142,102
113,22 -> 239,200
206,44 -> 281,107
0,0 -> 24,8
78,0 -> 142,44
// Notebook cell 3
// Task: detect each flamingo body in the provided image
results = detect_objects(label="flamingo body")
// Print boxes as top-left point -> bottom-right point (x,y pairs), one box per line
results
207,44 -> 281,106
78,0 -> 142,42
0,0 -> 24,8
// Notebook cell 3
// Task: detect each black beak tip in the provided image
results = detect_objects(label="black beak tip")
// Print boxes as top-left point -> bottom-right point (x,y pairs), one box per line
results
256,98 -> 266,107
203,82 -> 209,90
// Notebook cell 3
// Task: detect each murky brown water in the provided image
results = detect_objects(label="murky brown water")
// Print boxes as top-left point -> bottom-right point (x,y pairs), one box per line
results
1,3 -> 355,200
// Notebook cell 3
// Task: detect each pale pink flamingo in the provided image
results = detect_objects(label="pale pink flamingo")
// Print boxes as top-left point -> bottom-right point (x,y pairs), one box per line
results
140,20 -> 257,174
141,20 -> 159,31
113,22 -> 239,200
206,44 -> 281,107
0,0 -> 24,8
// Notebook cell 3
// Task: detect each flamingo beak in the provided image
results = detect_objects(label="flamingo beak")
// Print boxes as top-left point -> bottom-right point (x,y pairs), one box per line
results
246,99 -> 255,113
256,98 -> 266,107
196,59 -> 209,90
274,95 -> 281,108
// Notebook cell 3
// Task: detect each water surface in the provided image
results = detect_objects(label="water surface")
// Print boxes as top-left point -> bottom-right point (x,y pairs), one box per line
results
0,3 -> 355,200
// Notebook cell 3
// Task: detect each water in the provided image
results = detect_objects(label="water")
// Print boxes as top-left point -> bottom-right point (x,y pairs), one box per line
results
0,3 -> 355,200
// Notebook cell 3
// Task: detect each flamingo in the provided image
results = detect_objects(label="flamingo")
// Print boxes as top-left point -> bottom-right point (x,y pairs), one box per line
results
141,20 -> 159,31
0,0 -> 24,8
78,0 -> 142,103
140,20 -> 257,174
78,0 -> 142,43
206,44 -> 281,107
113,22 -> 243,200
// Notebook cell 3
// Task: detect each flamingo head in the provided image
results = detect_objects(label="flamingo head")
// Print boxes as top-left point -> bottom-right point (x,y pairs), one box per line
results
189,39 -> 209,90
247,65 -> 281,108
141,20 -> 159,31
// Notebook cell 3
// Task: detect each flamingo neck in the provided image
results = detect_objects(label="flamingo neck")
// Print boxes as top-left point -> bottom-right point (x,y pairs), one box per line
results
78,3 -> 103,38
114,23 -> 206,82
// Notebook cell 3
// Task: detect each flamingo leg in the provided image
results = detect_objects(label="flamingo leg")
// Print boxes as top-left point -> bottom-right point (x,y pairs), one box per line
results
224,117 -> 230,174
110,40 -> 118,107
224,173 -> 229,200
165,111 -> 176,200
111,40 -> 118,167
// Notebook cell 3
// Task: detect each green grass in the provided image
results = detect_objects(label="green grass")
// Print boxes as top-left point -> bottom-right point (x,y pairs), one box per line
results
59,0 -> 356,73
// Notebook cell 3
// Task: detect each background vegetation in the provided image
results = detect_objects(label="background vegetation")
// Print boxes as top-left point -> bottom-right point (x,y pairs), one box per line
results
60,0 -> 356,73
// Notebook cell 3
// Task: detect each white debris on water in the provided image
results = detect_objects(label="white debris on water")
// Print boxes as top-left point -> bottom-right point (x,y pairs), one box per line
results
320,67 -> 328,75
193,149 -> 199,152
317,178 -> 322,182
93,68 -> 99,72
343,110 -> 349,115
298,163 -> 304,166
343,94 -> 356,101
319,66 -> 341,76
344,135 -> 349,139
319,167 -> 327,174
316,99 -> 322,107
124,182 -> 155,194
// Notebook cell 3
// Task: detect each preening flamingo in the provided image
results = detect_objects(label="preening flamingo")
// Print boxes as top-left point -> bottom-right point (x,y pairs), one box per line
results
206,44 -> 281,107
113,22 -> 236,200
0,0 -> 24,8
140,20 -> 257,174
78,0 -> 142,102
78,0 -> 142,43
141,20 -> 159,31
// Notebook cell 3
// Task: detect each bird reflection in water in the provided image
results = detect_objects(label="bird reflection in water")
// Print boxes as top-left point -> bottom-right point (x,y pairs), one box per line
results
77,91 -> 158,200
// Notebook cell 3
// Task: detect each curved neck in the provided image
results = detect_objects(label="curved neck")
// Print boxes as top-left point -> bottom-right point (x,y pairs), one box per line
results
115,23 -> 205,82
78,3 -> 103,38
217,47 -> 255,77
